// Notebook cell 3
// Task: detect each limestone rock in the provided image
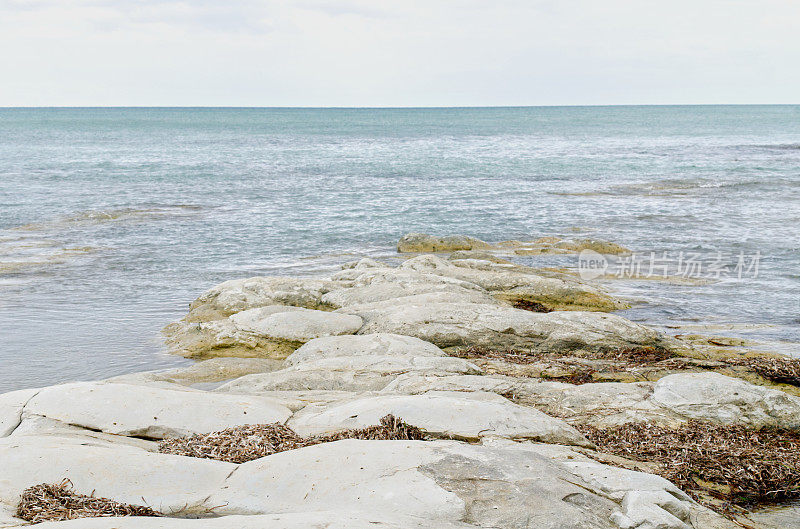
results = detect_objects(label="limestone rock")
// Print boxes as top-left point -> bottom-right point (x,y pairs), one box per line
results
286,333 -> 446,366
0,505 -> 22,528
322,267 -> 497,308
27,513 -> 474,529
217,356 -> 481,393
185,276 -> 338,321
10,414 -> 157,451
213,390 -> 365,412
206,439 -> 620,528
23,382 -> 292,439
288,391 -> 591,446
536,382 -> 669,428
230,306 -> 363,342
341,257 -> 387,269
0,388 -> 39,437
381,373 -> 572,399
498,237 -> 631,256
0,435 -> 235,515
350,300 -> 677,353
108,358 -> 284,387
397,233 -> 492,253
399,254 -> 626,311
650,372 -> 800,429
162,318 -> 283,359
611,490 -> 693,529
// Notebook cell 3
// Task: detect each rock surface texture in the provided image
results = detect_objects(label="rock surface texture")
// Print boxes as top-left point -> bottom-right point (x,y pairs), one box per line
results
2,235 -> 790,528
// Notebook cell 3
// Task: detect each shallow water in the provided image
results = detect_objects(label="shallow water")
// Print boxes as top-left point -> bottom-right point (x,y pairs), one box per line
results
1,106 -> 799,392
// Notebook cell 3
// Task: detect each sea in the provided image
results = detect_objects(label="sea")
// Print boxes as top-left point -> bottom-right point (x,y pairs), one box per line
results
1,106 -> 799,393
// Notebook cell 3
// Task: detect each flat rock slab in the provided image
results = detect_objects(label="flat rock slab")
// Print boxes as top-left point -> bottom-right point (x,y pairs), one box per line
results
399,254 -> 626,311
24,382 -> 292,438
230,306 -> 363,342
185,276 -> 338,321
108,358 -> 284,387
397,233 -> 492,253
211,390 -> 367,412
381,373 -> 572,397
162,319 -> 286,359
0,388 -> 40,437
28,512 -> 474,529
286,333 -> 446,366
651,372 -> 800,429
0,435 -> 235,514
348,300 -> 676,352
322,268 -> 497,308
208,439 -> 619,528
217,356 -> 481,393
287,391 -> 590,446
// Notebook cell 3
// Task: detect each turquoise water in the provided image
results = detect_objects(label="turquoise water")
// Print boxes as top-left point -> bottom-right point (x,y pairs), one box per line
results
1,106 -> 799,392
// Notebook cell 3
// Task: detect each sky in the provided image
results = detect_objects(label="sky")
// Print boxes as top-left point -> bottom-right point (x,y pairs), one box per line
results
1,0 -> 799,107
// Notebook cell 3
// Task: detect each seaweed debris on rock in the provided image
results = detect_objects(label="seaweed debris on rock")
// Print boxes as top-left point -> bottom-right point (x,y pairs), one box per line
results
158,414 -> 425,463
16,480 -> 160,524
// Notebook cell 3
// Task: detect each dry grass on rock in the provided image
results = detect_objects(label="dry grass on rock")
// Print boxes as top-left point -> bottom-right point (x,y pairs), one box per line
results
450,345 -> 677,384
16,479 -> 159,524
727,356 -> 800,387
159,414 -> 425,464
580,420 -> 800,509
511,299 -> 552,312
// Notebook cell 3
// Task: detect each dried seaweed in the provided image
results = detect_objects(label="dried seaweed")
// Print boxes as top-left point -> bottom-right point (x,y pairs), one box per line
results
16,479 -> 159,524
727,356 -> 800,386
451,345 -> 674,366
159,414 -> 426,464
580,420 -> 800,508
310,413 -> 425,444
511,299 -> 552,312
158,422 -> 303,464
450,345 -> 676,384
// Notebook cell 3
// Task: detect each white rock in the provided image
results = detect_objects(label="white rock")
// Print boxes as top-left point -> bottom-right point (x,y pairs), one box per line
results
341,257 -> 387,269
212,390 -> 365,412
350,301 -> 673,352
186,276 -> 338,321
0,435 -> 235,514
162,318 -> 281,358
0,388 -> 39,437
207,439 -> 619,528
335,291 -> 499,313
217,356 -> 481,393
611,490 -> 693,529
399,254 -> 625,311
542,382 -> 670,428
107,358 -> 284,388
397,233 -> 492,253
0,504 -> 22,528
651,372 -> 800,429
561,461 -> 692,502
381,373 -> 571,397
24,382 -> 292,439
10,415 -> 157,451
322,268 -> 496,308
209,439 -> 463,518
230,306 -> 363,342
286,333 -> 446,366
288,391 -> 591,446
27,512 -> 473,529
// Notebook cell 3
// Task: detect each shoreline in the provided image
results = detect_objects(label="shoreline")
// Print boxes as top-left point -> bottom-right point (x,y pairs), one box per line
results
1,233 -> 799,528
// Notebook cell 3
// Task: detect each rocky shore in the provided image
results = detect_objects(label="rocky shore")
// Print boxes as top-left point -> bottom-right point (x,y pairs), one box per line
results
1,233 -> 798,528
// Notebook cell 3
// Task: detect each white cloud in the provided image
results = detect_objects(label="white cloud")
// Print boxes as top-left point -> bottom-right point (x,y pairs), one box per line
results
0,0 -> 798,105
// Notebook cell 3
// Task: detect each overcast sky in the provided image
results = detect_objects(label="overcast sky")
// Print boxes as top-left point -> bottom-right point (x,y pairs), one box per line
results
1,0 -> 798,106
